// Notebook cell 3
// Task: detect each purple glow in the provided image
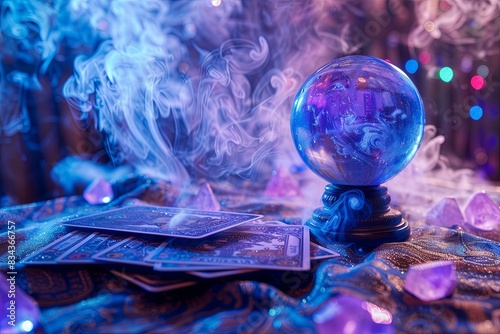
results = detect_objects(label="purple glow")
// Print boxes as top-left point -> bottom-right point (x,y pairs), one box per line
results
0,272 -> 40,333
313,295 -> 394,334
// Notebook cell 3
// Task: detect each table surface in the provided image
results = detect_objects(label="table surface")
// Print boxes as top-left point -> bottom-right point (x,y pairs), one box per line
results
1,175 -> 499,334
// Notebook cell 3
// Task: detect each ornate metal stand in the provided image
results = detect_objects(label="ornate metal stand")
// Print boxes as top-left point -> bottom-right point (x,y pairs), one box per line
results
306,184 -> 409,246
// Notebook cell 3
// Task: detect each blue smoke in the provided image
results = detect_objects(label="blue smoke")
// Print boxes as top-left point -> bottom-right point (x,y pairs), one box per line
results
322,189 -> 372,233
0,0 -> 353,191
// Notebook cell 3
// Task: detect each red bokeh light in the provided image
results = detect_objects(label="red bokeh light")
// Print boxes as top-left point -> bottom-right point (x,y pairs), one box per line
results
470,75 -> 485,90
418,51 -> 431,64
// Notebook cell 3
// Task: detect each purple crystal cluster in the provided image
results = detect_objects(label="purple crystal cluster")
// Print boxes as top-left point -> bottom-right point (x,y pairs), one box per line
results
404,261 -> 457,301
426,192 -> 499,230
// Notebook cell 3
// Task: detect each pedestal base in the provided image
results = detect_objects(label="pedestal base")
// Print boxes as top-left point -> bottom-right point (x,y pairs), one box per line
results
306,184 -> 409,246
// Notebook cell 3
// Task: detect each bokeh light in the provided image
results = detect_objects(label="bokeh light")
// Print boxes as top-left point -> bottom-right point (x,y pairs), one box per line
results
477,65 -> 489,78
470,106 -> 483,120
405,59 -> 419,74
418,51 -> 431,64
424,21 -> 435,32
21,320 -> 34,332
440,1 -> 451,10
439,67 -> 454,82
474,148 -> 488,165
460,55 -> 473,73
470,75 -> 485,90
211,0 -> 221,7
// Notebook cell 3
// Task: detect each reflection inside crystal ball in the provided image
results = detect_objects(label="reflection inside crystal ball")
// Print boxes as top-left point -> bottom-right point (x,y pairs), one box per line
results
290,55 -> 425,186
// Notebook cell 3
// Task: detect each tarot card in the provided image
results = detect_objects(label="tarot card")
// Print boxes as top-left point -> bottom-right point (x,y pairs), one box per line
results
130,273 -> 181,285
310,242 -> 340,260
247,221 -> 339,260
187,269 -> 257,279
63,206 -> 262,239
21,231 -> 92,264
92,236 -> 165,266
153,262 -> 236,272
111,270 -> 197,293
57,232 -> 127,263
146,225 -> 311,271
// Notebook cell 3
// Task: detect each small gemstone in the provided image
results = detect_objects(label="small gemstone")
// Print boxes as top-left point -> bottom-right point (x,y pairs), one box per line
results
313,295 -> 394,334
464,192 -> 500,231
189,183 -> 220,211
83,179 -> 114,205
264,166 -> 301,198
404,261 -> 457,301
425,197 -> 464,227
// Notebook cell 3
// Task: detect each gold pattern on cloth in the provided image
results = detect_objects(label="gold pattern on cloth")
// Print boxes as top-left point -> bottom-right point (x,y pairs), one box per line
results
24,268 -> 94,307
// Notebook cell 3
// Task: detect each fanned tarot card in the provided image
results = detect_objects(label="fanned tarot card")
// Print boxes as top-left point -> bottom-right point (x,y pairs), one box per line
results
57,232 -> 127,263
21,231 -> 91,264
145,225 -> 311,271
92,236 -> 165,266
63,206 -> 262,238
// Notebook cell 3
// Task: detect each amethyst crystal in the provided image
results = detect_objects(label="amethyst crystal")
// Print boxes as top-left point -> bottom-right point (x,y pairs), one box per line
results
464,192 -> 500,231
83,179 -> 114,205
404,261 -> 457,301
425,197 -> 465,227
264,166 -> 301,198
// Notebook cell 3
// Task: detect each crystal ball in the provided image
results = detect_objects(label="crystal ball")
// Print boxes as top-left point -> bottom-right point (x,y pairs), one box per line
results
290,55 -> 425,186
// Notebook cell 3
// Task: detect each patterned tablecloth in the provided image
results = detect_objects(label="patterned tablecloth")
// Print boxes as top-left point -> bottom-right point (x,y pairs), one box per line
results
1,175 -> 499,333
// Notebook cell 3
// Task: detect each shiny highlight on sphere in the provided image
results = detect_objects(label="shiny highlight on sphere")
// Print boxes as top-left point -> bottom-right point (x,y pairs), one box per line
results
290,55 -> 425,186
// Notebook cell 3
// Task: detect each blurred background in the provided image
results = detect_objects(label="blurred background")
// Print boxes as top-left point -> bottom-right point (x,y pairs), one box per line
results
1,0 -> 499,206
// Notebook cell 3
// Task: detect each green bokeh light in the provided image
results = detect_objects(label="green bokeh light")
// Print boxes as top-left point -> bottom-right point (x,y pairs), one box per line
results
439,67 -> 454,82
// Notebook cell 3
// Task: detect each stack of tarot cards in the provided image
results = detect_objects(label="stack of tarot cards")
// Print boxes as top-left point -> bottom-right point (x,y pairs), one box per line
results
21,206 -> 338,292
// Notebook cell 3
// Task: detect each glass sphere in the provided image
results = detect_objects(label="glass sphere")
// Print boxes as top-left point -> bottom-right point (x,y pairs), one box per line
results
290,56 -> 425,186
